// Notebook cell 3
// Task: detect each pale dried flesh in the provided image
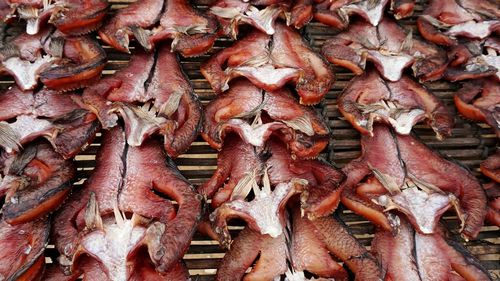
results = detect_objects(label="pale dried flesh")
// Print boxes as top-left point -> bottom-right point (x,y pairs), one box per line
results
321,17 -> 448,82
340,124 -> 487,240
201,23 -> 334,105
338,69 -> 453,139
372,217 -> 492,281
201,79 -> 330,159
52,126 -> 202,276
0,87 -> 99,158
82,44 -> 202,158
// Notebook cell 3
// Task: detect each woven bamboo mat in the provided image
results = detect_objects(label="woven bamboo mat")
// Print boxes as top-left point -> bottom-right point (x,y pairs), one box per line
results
0,0 -> 498,279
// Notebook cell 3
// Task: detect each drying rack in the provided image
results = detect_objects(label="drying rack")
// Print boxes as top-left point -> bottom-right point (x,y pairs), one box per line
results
0,0 -> 498,279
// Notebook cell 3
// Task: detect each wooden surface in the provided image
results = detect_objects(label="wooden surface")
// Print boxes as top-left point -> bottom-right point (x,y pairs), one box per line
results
1,0 -> 499,280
